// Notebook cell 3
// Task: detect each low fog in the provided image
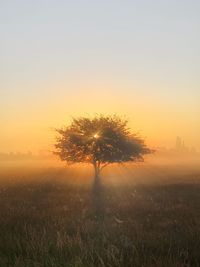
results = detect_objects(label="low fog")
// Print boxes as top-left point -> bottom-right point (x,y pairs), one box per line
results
0,152 -> 199,187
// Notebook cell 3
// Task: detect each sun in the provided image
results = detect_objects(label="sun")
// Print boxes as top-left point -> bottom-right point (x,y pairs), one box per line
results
93,133 -> 99,139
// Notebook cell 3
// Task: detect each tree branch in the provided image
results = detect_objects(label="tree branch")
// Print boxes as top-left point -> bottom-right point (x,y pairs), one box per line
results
100,163 -> 109,171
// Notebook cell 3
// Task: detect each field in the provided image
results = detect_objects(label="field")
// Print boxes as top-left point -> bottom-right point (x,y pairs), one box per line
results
0,161 -> 200,267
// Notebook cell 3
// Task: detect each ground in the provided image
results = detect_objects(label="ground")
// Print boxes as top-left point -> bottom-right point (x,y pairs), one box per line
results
0,162 -> 199,267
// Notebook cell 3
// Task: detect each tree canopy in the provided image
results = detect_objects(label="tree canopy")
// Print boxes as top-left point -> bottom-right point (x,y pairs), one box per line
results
55,115 -> 151,177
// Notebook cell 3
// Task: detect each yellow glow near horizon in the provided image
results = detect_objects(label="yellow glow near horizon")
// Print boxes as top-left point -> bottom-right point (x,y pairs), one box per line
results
1,82 -> 199,155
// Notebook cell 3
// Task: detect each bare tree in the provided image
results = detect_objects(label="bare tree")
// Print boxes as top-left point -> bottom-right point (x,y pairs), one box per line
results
55,115 -> 151,179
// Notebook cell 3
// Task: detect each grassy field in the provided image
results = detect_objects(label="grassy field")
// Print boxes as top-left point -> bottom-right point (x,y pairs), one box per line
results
0,162 -> 200,267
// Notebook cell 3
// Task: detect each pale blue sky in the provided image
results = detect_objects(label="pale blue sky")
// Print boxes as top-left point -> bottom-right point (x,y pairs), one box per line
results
0,0 -> 199,152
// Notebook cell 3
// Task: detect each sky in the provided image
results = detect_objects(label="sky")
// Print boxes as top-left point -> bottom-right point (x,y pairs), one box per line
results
0,0 -> 200,153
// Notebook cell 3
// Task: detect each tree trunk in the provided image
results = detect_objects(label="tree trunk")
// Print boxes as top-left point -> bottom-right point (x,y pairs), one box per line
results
94,162 -> 100,178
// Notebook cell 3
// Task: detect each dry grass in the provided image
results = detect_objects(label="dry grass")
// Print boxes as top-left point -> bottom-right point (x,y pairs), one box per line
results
0,164 -> 200,266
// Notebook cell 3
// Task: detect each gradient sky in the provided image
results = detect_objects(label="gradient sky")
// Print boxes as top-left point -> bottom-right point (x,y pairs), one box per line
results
1,0 -> 200,153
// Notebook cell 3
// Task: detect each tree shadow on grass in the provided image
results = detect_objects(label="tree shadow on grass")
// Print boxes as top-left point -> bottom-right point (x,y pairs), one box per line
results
92,175 -> 105,222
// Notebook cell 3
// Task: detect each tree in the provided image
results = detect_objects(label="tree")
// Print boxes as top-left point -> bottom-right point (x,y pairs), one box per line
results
55,115 -> 151,178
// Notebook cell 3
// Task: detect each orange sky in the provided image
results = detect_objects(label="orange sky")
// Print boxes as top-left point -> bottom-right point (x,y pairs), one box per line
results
1,81 -> 199,153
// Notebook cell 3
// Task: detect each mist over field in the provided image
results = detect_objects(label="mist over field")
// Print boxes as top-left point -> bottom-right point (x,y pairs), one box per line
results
0,152 -> 200,185
1,148 -> 200,193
